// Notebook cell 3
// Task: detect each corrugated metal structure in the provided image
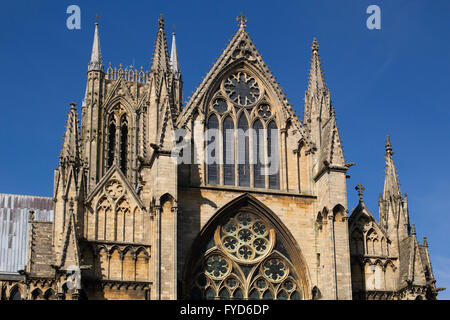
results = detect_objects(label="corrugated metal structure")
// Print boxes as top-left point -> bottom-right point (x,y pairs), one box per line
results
0,194 -> 53,274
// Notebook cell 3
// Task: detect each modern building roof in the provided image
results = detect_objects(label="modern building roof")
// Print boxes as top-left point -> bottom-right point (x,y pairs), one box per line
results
0,194 -> 53,274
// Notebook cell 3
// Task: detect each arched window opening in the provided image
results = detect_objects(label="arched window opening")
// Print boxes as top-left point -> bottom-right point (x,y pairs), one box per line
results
253,120 -> 265,188
120,115 -> 128,175
107,115 -> 116,169
207,115 -> 219,185
204,70 -> 282,191
9,287 -> 21,300
185,207 -> 306,300
238,113 -> 250,187
44,289 -> 56,300
31,289 -> 43,300
223,116 -> 235,186
267,121 -> 280,190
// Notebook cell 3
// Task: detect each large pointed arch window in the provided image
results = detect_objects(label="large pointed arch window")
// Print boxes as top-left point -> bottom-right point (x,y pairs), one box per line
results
185,206 -> 305,300
205,70 -> 280,190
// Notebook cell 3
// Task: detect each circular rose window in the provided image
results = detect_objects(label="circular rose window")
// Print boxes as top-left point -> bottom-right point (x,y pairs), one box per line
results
224,72 -> 260,106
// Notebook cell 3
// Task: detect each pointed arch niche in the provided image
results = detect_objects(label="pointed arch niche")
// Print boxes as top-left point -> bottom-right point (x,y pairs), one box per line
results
204,64 -> 282,190
183,194 -> 310,300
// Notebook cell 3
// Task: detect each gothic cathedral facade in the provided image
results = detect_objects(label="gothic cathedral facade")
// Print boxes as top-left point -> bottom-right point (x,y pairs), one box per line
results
0,15 -> 439,300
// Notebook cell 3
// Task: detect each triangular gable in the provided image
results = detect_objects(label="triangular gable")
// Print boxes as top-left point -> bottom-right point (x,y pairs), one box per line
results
175,25 -> 313,150
85,164 -> 145,210
349,201 -> 388,238
102,76 -> 147,111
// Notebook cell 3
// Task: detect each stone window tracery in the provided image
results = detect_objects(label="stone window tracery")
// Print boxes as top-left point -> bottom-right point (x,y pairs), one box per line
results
205,70 -> 280,190
105,104 -> 129,176
188,211 -> 304,300
224,72 -> 260,106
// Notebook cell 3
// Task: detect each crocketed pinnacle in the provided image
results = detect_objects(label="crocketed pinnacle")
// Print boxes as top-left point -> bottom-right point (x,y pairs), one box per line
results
60,103 -> 81,164
151,14 -> 171,73
307,37 -> 327,96
383,135 -> 402,199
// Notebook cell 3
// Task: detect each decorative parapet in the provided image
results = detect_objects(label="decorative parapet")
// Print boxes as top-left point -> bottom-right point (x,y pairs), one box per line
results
105,63 -> 151,84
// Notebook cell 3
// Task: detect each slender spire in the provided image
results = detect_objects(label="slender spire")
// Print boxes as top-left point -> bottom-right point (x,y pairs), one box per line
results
60,103 -> 81,165
151,14 -> 171,73
307,37 -> 327,97
170,31 -> 180,76
383,135 -> 401,199
88,22 -> 104,72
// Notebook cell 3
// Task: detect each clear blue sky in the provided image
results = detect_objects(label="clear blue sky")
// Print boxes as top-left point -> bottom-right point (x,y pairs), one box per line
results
0,0 -> 448,298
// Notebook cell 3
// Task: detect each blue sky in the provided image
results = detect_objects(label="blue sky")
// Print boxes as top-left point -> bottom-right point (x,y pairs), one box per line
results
0,0 -> 449,298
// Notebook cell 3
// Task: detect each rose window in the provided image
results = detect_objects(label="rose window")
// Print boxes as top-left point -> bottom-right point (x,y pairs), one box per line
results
219,212 -> 272,263
188,211 -> 304,300
224,72 -> 260,106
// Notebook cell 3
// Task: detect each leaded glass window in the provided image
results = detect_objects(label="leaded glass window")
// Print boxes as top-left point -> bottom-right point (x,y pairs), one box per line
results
207,114 -> 219,185
238,113 -> 250,187
253,120 -> 265,188
223,116 -> 235,186
268,121 -> 280,190
187,211 -> 304,300
224,72 -> 260,106
204,70 -> 281,190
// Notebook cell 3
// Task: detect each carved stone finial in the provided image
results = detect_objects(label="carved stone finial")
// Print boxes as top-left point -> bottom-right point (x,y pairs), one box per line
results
312,38 -> 319,53
158,14 -> 165,30
69,102 -> 77,112
423,236 -> 428,247
355,184 -> 365,202
385,135 -> 393,156
237,14 -> 247,29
